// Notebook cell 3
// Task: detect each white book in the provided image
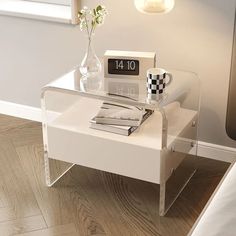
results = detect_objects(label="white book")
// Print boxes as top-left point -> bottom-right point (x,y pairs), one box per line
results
94,102 -> 145,126
90,120 -> 137,136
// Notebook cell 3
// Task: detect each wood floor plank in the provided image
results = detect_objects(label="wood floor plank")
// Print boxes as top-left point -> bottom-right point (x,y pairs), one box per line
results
0,207 -> 16,222
0,196 -> 4,208
0,215 -> 46,236
0,115 -> 33,134
14,223 -> 77,236
0,135 -> 42,218
0,185 -> 12,209
5,123 -> 43,148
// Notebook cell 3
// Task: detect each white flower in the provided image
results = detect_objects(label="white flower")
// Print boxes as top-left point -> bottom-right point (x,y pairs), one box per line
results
81,6 -> 89,14
78,5 -> 107,35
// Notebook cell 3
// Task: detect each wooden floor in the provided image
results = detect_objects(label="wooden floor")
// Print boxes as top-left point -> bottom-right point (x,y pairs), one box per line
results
0,114 -> 230,236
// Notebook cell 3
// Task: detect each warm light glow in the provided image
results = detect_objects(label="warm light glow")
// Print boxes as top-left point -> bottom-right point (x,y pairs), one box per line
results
134,0 -> 175,14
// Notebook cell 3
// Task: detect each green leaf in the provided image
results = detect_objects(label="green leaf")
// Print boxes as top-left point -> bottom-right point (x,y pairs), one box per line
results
96,5 -> 102,12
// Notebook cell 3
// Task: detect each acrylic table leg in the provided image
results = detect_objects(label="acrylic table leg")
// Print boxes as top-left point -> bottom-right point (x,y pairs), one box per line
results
41,93 -> 75,187
159,150 -> 197,216
44,149 -> 74,187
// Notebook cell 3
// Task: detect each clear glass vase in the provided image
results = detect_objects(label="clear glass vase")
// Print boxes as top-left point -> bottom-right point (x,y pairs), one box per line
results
80,35 -> 102,78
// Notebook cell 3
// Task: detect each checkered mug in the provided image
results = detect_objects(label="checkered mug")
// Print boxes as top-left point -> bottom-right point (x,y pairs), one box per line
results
147,68 -> 173,100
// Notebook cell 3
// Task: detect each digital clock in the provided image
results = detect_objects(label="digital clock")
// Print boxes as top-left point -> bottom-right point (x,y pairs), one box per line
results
108,59 -> 139,76
104,50 -> 156,79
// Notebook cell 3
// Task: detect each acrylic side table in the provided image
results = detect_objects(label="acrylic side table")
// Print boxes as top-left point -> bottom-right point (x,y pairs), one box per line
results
41,68 -> 200,216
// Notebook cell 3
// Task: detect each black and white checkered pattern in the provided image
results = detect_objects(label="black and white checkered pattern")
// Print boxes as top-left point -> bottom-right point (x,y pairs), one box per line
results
147,73 -> 166,94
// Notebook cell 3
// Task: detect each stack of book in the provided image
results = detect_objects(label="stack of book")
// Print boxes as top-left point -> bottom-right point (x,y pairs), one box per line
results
90,102 -> 153,136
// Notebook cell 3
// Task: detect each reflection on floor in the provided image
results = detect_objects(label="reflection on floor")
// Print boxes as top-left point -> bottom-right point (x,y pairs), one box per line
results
0,114 -> 230,236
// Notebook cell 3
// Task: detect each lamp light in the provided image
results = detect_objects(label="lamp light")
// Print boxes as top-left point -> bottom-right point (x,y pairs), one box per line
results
134,0 -> 175,14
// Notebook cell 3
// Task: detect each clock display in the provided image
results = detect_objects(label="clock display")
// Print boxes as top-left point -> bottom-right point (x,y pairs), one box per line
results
108,59 -> 139,76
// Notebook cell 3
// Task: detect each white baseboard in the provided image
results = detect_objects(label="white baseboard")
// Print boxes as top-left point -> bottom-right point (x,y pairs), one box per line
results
0,100 -> 235,163
0,100 -> 42,122
198,141 -> 236,163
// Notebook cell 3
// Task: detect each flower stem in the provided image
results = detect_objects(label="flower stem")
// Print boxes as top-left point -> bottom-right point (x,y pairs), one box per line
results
84,15 -> 90,36
89,23 -> 95,39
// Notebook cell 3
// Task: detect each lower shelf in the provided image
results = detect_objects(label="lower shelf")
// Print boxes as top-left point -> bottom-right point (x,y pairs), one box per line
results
46,97 -> 197,184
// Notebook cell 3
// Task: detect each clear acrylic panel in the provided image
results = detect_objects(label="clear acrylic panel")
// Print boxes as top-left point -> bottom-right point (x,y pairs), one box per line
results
159,70 -> 200,216
41,91 -> 79,186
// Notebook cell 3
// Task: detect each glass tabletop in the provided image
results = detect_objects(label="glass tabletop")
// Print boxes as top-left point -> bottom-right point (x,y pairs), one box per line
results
42,67 -> 199,110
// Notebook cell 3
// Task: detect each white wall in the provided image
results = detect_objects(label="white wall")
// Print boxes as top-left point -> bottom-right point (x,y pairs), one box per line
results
0,0 -> 236,148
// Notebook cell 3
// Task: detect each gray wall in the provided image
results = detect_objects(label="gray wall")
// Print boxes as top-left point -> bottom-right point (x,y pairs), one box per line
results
0,0 -> 236,147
